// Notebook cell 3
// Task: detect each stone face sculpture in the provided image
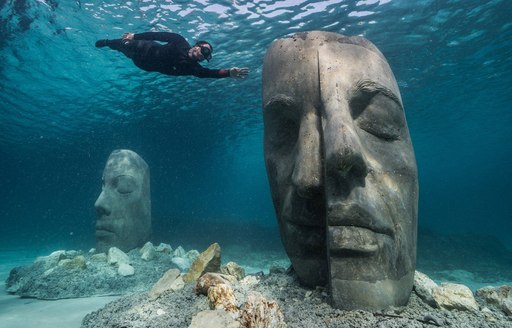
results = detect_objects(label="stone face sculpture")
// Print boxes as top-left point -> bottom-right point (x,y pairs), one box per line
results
262,31 -> 418,310
95,149 -> 151,253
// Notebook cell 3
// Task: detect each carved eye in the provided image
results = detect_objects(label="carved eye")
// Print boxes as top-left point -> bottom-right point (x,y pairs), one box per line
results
113,176 -> 137,194
264,100 -> 300,153
350,91 -> 405,141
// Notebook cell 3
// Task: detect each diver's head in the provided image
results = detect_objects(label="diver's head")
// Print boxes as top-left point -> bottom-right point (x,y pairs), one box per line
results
189,41 -> 213,62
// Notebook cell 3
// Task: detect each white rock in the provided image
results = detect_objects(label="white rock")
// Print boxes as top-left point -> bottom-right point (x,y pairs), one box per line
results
108,247 -> 130,266
240,275 -> 260,287
432,283 -> 479,312
88,248 -> 96,254
172,257 -> 191,271
156,243 -> 173,253
140,242 -> 156,261
35,250 -> 65,270
118,263 -> 135,276
414,271 -> 439,307
503,298 -> 512,316
189,310 -> 241,328
186,249 -> 200,262
149,268 -> 181,300
173,246 -> 186,257
170,275 -> 185,291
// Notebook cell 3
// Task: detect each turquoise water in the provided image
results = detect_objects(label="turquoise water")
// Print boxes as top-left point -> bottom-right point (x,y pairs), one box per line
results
0,0 -> 511,256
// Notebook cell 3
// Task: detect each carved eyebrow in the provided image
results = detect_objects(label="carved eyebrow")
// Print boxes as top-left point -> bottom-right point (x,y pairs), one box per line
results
264,94 -> 297,111
354,80 -> 403,110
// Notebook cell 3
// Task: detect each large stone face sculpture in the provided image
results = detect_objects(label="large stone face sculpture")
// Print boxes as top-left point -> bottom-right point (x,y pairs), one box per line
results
94,149 -> 151,253
262,31 -> 418,310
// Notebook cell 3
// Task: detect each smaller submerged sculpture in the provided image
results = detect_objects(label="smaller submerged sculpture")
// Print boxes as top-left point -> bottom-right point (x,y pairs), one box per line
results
95,149 -> 152,253
262,31 -> 418,310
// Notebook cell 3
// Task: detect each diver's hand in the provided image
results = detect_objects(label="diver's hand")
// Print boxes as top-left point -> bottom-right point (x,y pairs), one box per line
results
230,67 -> 249,79
122,32 -> 135,40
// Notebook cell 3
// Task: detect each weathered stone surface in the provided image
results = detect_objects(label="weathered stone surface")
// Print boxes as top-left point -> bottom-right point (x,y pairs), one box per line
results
149,268 -> 181,300
90,253 -> 107,262
189,310 -> 241,328
156,243 -> 172,253
174,246 -> 186,258
34,250 -> 65,270
108,247 -> 130,266
6,247 -> 178,299
172,257 -> 191,271
241,291 -> 286,328
58,255 -> 87,270
118,263 -> 135,276
221,262 -> 246,280
413,271 -> 438,307
208,283 -> 238,313
195,272 -> 236,295
476,285 -> 512,316
183,243 -> 221,283
432,283 -> 479,312
140,242 -> 156,261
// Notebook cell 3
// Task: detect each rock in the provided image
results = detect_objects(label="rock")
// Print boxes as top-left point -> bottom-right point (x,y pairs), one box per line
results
221,262 -> 246,280
90,253 -> 107,262
156,243 -> 172,253
88,248 -> 96,254
118,263 -> 135,276
240,275 -> 260,287
148,268 -> 181,300
413,271 -> 438,307
183,243 -> 221,284
186,249 -> 200,262
477,285 -> 512,316
432,283 -> 479,312
208,283 -> 238,313
195,272 -> 237,295
140,242 -> 156,261
172,257 -> 191,271
108,247 -> 130,266
34,250 -> 65,270
58,255 -> 87,270
189,310 -> 241,328
241,292 -> 286,328
170,275 -> 185,292
174,246 -> 187,258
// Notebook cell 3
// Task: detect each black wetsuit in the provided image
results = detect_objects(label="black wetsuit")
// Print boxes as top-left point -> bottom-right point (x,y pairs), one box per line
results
101,32 -> 230,78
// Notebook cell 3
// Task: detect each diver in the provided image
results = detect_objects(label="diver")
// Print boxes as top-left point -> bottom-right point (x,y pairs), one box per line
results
95,31 -> 249,79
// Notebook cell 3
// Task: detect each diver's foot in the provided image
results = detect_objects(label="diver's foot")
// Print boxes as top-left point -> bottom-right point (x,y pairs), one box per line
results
95,39 -> 109,48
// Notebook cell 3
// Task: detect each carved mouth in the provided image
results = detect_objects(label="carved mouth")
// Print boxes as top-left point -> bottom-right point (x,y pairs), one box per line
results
327,203 -> 394,238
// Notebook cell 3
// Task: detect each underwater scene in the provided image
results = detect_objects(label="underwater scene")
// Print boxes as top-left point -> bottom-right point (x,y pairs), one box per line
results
1,0 -> 511,327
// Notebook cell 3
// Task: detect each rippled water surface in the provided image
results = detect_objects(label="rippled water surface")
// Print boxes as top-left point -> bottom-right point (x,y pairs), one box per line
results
0,0 -> 511,250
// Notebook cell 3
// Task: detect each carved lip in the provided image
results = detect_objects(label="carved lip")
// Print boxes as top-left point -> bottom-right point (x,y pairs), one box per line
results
95,221 -> 116,236
327,203 -> 394,238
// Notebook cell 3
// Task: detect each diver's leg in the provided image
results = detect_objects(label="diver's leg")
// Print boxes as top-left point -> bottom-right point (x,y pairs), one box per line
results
95,39 -> 138,59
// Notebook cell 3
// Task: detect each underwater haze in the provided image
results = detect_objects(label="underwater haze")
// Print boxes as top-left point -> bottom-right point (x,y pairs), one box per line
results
0,0 -> 511,256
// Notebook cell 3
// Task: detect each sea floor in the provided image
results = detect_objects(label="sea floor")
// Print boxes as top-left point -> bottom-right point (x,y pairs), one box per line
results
1,231 -> 512,328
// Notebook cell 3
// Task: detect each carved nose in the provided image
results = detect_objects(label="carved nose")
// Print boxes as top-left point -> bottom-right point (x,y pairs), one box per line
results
330,147 -> 367,179
94,192 -> 111,216
292,112 -> 323,199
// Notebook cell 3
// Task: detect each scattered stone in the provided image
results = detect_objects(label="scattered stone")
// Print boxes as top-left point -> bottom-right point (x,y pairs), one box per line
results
186,249 -> 200,262
170,275 -> 185,292
172,257 -> 191,271
477,285 -> 512,316
34,250 -> 65,270
221,262 -> 246,280
432,283 -> 479,312
189,310 -> 241,328
156,243 -> 173,253
208,283 -> 238,313
108,247 -> 130,266
269,266 -> 286,275
58,255 -> 87,270
183,243 -> 221,284
413,270 -> 438,307
140,242 -> 156,261
174,246 -> 187,258
195,272 -> 236,295
88,248 -> 96,254
118,263 -> 135,277
240,275 -> 260,287
240,291 -> 286,328
149,268 -> 181,300
90,253 -> 107,262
